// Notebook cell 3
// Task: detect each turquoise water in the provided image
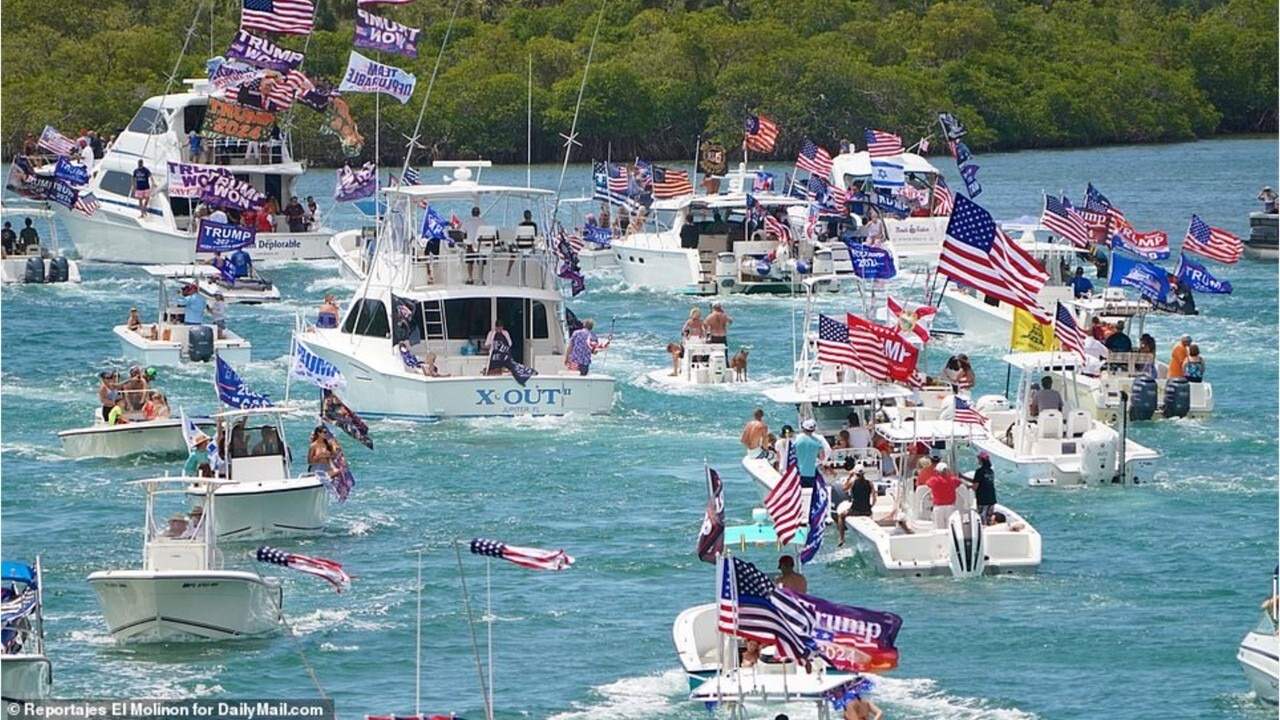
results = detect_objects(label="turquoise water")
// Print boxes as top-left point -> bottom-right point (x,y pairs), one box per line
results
2,138 -> 1277,720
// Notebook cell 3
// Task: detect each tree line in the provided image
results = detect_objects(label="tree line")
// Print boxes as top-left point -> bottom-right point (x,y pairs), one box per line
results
1,0 -> 1273,167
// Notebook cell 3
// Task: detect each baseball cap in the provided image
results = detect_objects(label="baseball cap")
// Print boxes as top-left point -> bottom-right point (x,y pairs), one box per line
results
936,461 -> 949,472
801,419 -> 817,432
976,451 -> 990,461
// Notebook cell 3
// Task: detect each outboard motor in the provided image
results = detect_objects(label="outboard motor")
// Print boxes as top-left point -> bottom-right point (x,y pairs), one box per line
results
715,252 -> 736,288
811,248 -> 834,276
947,509 -> 987,578
47,256 -> 69,283
187,325 -> 215,362
23,257 -> 45,284
1128,375 -> 1158,421
1079,427 -> 1119,483
1162,377 -> 1191,418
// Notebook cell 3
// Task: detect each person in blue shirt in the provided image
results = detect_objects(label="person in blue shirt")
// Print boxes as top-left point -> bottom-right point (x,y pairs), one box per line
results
180,284 -> 207,325
1069,267 -> 1094,299
229,247 -> 253,278
132,159 -> 153,217
791,418 -> 827,489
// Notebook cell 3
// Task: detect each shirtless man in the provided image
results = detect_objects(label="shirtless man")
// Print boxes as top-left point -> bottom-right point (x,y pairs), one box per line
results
705,302 -> 732,346
843,693 -> 883,720
740,407 -> 768,452
775,555 -> 807,593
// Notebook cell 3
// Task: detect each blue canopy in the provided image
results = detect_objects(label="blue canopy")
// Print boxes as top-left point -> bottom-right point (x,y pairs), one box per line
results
1,561 -> 35,588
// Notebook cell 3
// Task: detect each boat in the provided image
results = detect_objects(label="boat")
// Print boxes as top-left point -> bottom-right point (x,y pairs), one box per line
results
43,79 -> 334,264
186,407 -> 330,540
824,149 -> 950,267
115,273 -> 252,366
1244,211 -> 1278,261
1238,567 -> 1280,704
301,162 -> 616,420
644,339 -> 742,387
964,352 -> 1161,486
86,478 -> 283,642
0,202 -> 81,284
142,263 -> 281,304
59,404 -> 215,460
1,558 -> 53,702
611,166 -> 841,296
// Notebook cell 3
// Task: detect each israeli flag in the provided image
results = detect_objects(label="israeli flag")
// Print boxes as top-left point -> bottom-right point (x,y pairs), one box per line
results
870,156 -> 904,192
290,338 -> 347,390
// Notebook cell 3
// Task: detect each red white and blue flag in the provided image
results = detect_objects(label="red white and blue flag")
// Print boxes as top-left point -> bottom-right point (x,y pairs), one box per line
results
939,195 -> 1050,323
257,546 -> 351,592
1053,301 -> 1086,361
744,114 -> 779,153
764,212 -> 790,242
73,192 -> 101,217
1041,194 -> 1091,248
864,130 -> 902,158
241,0 -> 315,36
469,538 -> 574,571
932,177 -> 955,216
847,313 -> 921,387
1182,213 -> 1243,264
952,396 -> 988,427
817,313 -> 857,367
651,166 -> 693,199
38,125 -> 77,157
795,139 -> 833,177
717,555 -> 816,661
764,442 -> 803,545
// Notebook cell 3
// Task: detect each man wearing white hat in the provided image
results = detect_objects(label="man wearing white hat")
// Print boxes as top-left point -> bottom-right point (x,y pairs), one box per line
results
792,418 -> 826,489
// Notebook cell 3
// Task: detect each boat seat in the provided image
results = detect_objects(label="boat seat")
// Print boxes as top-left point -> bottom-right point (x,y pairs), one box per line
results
476,226 -> 499,254
1066,409 -> 1091,438
146,540 -> 207,572
514,225 -> 536,250
1037,410 -> 1063,439
819,364 -> 838,385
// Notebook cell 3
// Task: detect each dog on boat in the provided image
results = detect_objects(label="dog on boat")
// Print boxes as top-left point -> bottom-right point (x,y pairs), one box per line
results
729,347 -> 750,381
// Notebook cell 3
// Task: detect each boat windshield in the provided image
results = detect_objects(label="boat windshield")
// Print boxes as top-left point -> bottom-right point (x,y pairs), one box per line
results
1255,609 -> 1279,635
127,105 -> 169,135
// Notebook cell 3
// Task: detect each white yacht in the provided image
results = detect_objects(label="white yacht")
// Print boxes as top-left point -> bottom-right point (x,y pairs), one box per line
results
1,558 -> 52,702
115,274 -> 251,366
142,264 -> 280,304
303,162 -> 615,420
186,407 -> 329,540
1238,569 -> 1280,704
48,79 -> 333,264
824,150 -> 950,267
0,203 -> 81,284
87,478 -> 283,642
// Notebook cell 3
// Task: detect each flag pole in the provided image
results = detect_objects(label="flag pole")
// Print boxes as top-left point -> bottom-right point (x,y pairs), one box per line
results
452,540 -> 493,720
485,556 -> 495,716
414,548 -> 423,717
691,134 -> 702,197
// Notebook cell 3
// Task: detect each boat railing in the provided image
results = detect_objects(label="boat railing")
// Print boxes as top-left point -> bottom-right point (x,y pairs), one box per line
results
401,246 -> 554,291
204,139 -> 290,166
1104,351 -> 1155,376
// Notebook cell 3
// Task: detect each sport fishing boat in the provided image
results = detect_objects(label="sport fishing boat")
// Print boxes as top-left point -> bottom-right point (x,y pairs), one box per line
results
1238,567 -> 1280,704
142,263 -> 280,304
1,558 -> 53,702
1244,211 -> 1278,261
824,149 -> 949,267
0,202 -> 81,284
46,79 -> 334,264
186,407 -> 329,540
115,273 -> 252,366
301,162 -> 615,419
87,478 -> 283,642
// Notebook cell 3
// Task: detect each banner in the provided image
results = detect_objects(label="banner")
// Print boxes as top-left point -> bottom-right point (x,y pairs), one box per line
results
354,9 -> 421,58
322,389 -> 373,449
226,29 -> 305,72
1110,226 -> 1170,261
842,239 -> 897,280
786,589 -> 903,672
698,139 -> 727,176
202,98 -> 275,141
317,425 -> 355,503
338,50 -> 417,104
1175,253 -> 1232,294
334,162 -> 378,202
17,176 -> 79,209
200,174 -> 268,212
167,162 -> 231,198
207,57 -> 262,91
870,189 -> 911,219
959,163 -> 983,198
1010,306 -> 1055,351
938,111 -> 968,140
1109,252 -> 1173,303
54,156 -> 89,186
196,219 -> 257,253
321,98 -> 365,156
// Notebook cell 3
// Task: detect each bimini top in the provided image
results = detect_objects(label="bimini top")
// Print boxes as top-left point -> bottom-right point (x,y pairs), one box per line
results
1,561 -> 35,587
830,151 -> 940,178
1001,351 -> 1082,372
876,419 -> 988,445
381,165 -> 555,202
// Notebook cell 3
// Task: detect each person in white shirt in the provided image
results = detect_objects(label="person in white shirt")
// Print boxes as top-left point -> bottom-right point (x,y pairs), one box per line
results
461,206 -> 483,283
208,292 -> 228,339
846,413 -> 871,449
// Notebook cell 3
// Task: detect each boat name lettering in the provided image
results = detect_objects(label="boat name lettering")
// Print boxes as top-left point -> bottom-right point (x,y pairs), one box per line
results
180,582 -> 220,588
474,387 -> 567,407
255,238 -> 302,250
813,610 -> 883,641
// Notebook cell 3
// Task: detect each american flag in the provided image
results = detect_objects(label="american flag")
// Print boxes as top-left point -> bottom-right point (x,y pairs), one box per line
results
716,556 -> 816,661
1183,213 -> 1243,264
469,538 -> 574,571
592,161 -> 633,208
403,166 -> 420,185
1053,300 -> 1086,361
256,546 -> 351,592
241,0 -> 315,36
633,159 -> 653,188
764,212 -> 790,241
952,396 -> 988,427
651,165 -> 693,199
1041,194 -> 1091,248
764,442 -> 803,545
933,177 -> 955,216
753,171 -> 775,191
938,195 -> 1050,324
846,313 -> 894,382
1079,182 -> 1116,230
744,114 -> 779,153
38,125 -> 77,156
73,191 -> 100,216
817,313 -> 857,367
696,467 -> 725,563
886,295 -> 935,343
795,139 -> 833,177
865,129 -> 903,158
225,71 -> 309,111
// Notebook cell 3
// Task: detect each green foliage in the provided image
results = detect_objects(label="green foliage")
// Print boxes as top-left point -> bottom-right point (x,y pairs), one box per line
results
1,0 -> 1273,164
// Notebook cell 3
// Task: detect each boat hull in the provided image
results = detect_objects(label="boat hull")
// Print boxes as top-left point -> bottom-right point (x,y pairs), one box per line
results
114,326 -> 252,367
187,478 -> 329,540
86,570 -> 282,642
941,288 -> 1015,347
1245,212 -> 1278,261
59,417 -> 215,459
1239,629 -> 1280,704
0,655 -> 53,702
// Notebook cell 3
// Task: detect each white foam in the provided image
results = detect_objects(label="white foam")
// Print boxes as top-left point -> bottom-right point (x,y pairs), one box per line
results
873,676 -> 1040,720
545,668 -> 687,720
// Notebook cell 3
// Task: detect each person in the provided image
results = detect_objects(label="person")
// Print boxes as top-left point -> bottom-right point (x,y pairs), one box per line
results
913,455 -> 935,492
484,319 -> 513,375
229,246 -> 254,278
255,207 -> 274,232
105,392 -> 129,425
399,341 -> 432,376
566,318 -> 602,376
307,426 -> 334,473
942,354 -> 975,391
741,639 -> 762,668
187,130 -> 202,163
665,341 -> 682,376
1,221 -> 16,257
833,429 -> 851,450
759,433 -> 779,465
462,206 -> 483,283
518,209 -> 538,235
1137,333 -> 1157,378
843,691 -> 884,720
143,391 -> 170,421
422,351 -> 450,377
1069,267 -> 1094,298
835,469 -> 875,546
180,284 -> 207,326
740,407 -> 768,453
681,307 -> 706,342
252,427 -> 283,456
133,159 -> 153,217
305,197 -> 320,230
775,555 -> 807,593
182,506 -> 206,538
1184,343 -> 1206,382
166,513 -> 190,538
317,293 -> 340,328
1103,320 -> 1132,353
21,132 -> 37,157
1172,276 -> 1196,314
598,205 -> 611,231
127,307 -> 144,332
284,196 -> 307,232
1029,376 -> 1062,416
184,433 -> 213,475
793,419 -> 826,489
679,209 -> 700,249
1089,316 -> 1106,342
98,371 -> 119,422
208,292 -> 228,339
119,366 -> 148,411
845,413 -> 871,449
207,206 -> 229,225
926,461 -> 961,528
1167,333 -> 1191,379
705,302 -> 732,356
78,138 -> 95,175
1259,186 -> 1279,214
967,451 -> 997,524
774,425 -> 794,472
19,218 -> 39,253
